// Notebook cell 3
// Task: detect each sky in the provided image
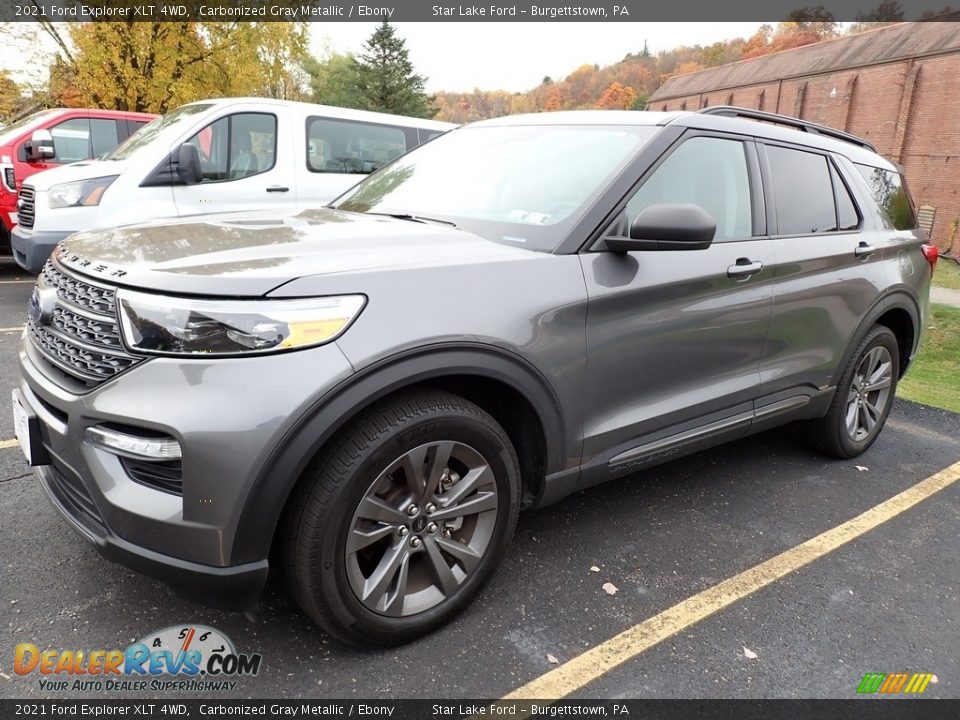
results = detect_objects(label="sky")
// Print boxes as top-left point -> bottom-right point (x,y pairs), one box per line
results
1,22 -> 765,95
313,22 -> 766,92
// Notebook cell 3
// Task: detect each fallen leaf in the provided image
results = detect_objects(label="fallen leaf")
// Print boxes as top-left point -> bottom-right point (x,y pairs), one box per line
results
855,465 -> 869,472
743,646 -> 758,659
546,653 -> 559,664
602,582 -> 618,595
589,565 -> 600,573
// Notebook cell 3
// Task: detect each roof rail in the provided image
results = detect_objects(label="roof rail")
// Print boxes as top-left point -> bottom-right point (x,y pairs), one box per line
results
698,105 -> 876,153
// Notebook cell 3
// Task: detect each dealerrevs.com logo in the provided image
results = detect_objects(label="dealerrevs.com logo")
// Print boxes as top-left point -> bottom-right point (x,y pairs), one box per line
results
14,625 -> 262,693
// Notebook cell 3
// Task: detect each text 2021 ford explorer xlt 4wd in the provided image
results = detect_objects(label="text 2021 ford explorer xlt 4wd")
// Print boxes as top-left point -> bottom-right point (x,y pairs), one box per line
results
14,107 -> 935,645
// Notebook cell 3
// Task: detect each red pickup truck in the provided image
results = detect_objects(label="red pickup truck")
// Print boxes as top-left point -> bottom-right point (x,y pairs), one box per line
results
0,107 -> 155,256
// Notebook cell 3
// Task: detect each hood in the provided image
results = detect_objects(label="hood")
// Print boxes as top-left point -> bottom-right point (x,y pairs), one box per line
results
24,159 -> 131,190
55,207 -> 533,296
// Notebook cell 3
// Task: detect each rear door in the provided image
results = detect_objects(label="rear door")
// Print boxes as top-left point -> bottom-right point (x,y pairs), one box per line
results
579,132 -> 774,471
757,142 -> 888,397
172,108 -> 293,217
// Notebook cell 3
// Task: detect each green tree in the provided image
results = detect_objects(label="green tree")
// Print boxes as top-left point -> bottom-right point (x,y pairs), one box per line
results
353,22 -> 436,118
305,52 -> 363,109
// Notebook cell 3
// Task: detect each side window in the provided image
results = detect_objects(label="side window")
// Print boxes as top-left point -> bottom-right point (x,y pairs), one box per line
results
418,129 -> 444,145
854,163 -> 918,230
307,118 -> 408,175
51,118 -> 92,164
183,113 -> 277,183
615,136 -> 753,240
90,119 -> 120,157
831,164 -> 860,232
766,145 -> 837,235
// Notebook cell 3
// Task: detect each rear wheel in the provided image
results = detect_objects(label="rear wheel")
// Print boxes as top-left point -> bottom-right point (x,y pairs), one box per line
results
809,325 -> 899,458
282,390 -> 520,645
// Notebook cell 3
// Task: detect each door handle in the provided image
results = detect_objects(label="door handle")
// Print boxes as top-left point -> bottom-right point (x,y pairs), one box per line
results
266,186 -> 290,193
854,242 -> 877,258
727,258 -> 764,278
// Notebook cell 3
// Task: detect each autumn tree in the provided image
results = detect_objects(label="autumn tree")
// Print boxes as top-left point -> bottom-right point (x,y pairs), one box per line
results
0,72 -> 23,121
353,22 -> 436,118
596,82 -> 638,110
16,19 -> 309,113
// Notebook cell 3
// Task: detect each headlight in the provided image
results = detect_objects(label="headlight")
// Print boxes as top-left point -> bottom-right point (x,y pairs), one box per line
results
48,176 -> 118,209
117,290 -> 366,357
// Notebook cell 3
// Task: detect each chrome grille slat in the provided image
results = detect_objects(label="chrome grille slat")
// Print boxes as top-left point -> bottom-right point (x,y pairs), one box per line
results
28,260 -> 144,387
17,186 -> 35,229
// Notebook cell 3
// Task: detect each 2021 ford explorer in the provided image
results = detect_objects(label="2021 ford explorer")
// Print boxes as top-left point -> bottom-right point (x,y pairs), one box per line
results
15,107 -> 936,645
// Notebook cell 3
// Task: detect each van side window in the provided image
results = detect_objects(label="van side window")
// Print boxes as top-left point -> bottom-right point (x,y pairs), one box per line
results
831,164 -> 860,232
854,163 -> 918,230
307,118 -> 407,175
612,136 -> 753,240
766,146 -> 837,235
51,118 -> 92,164
184,113 -> 277,183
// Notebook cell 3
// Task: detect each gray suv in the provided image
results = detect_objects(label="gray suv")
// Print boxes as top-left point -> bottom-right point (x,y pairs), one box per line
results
15,107 -> 936,645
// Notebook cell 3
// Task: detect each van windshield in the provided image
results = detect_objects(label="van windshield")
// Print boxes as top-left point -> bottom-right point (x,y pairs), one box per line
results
0,110 -> 61,147
107,103 -> 213,161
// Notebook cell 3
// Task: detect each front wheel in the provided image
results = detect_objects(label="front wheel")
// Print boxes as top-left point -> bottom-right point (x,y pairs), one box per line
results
809,325 -> 900,458
282,390 -> 520,645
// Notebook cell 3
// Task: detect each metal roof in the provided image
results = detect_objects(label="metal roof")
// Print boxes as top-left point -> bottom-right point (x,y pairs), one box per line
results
649,17 -> 960,102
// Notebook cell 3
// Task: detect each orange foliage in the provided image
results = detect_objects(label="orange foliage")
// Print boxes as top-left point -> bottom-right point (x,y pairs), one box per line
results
596,82 -> 638,110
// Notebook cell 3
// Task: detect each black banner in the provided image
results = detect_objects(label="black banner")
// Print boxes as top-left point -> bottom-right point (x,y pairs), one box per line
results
1,700 -> 959,719
1,0 -> 959,23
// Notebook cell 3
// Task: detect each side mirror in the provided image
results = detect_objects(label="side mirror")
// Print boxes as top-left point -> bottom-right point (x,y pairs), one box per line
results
604,204 -> 716,252
176,143 -> 203,185
26,129 -> 55,162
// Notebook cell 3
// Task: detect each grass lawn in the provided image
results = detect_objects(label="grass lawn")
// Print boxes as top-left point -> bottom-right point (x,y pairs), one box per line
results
897,303 -> 960,413
933,258 -> 960,291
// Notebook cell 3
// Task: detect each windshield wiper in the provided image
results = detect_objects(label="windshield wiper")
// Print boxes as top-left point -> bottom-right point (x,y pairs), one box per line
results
364,211 -> 457,228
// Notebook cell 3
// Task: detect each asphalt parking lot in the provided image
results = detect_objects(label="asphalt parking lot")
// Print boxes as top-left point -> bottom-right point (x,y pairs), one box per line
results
0,258 -> 958,701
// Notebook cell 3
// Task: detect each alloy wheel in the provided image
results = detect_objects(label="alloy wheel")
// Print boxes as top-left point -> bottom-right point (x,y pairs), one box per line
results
345,440 -> 499,617
845,345 -> 893,442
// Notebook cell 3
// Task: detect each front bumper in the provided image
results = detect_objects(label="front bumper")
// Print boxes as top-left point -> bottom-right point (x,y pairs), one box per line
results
37,464 -> 268,610
18,331 -> 355,609
12,227 -> 70,274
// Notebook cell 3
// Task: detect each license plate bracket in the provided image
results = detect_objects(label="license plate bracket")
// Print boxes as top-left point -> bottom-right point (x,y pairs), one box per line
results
12,390 -> 49,466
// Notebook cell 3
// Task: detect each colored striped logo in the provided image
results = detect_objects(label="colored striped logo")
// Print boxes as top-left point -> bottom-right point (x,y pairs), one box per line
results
857,672 -> 934,694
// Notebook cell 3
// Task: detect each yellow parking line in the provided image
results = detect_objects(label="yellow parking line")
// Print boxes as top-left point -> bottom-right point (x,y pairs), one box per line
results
0,326 -> 24,333
504,459 -> 960,701
0,439 -> 19,450
0,280 -> 33,284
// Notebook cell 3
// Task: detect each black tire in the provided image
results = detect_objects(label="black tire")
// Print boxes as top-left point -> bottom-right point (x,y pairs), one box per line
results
808,325 -> 900,459
281,390 -> 520,646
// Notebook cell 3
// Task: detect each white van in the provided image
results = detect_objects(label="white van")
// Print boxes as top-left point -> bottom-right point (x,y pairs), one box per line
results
11,98 -> 454,273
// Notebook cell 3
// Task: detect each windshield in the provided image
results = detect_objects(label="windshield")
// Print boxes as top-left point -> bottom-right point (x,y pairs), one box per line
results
107,103 -> 213,161
334,124 -> 658,252
0,110 -> 61,147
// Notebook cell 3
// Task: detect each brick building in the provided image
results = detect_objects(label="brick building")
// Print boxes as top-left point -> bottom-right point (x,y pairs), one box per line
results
648,20 -> 960,254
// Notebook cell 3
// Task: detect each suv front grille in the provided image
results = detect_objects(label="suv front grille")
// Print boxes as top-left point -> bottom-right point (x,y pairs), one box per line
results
17,186 -> 35,229
28,261 -> 144,387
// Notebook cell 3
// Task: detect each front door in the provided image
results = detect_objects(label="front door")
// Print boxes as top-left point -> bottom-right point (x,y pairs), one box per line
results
173,110 -> 294,218
580,133 -> 774,470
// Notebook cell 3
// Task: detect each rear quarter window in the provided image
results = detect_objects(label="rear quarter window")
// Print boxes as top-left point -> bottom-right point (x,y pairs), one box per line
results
854,163 -> 918,230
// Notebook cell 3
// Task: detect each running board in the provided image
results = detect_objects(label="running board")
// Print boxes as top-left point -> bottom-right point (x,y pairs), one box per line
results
608,396 -> 810,469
